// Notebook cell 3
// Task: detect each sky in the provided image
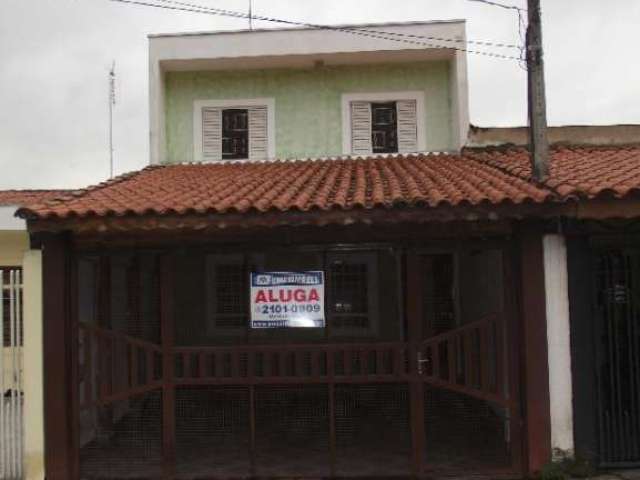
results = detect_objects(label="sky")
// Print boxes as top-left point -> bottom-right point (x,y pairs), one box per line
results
0,0 -> 639,190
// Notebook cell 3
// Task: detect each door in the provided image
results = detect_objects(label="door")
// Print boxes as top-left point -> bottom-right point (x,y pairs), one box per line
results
407,246 -> 522,476
594,250 -> 640,466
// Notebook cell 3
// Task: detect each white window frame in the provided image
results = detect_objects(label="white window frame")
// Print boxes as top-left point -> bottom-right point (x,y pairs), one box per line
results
193,97 -> 276,162
341,91 -> 427,155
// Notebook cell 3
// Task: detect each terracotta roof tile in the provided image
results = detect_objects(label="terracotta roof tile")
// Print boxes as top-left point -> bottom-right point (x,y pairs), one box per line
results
0,189 -> 71,208
18,146 -> 640,221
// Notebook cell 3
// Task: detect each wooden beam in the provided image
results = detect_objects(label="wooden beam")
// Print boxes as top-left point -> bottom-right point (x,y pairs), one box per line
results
406,249 -> 426,475
159,254 -> 176,478
519,226 -> 552,474
42,232 -> 77,480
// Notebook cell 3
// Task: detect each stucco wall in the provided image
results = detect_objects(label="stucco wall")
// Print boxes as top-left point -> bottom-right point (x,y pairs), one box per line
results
164,61 -> 452,162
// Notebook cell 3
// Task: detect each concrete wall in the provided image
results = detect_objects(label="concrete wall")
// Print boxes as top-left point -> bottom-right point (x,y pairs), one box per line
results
164,61 -> 453,162
543,234 -> 575,458
1,225 -> 45,479
23,250 -> 44,480
468,124 -> 640,148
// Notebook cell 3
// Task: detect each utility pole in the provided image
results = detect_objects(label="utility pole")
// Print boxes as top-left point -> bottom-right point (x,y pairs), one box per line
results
248,0 -> 253,30
109,61 -> 116,179
526,0 -> 549,181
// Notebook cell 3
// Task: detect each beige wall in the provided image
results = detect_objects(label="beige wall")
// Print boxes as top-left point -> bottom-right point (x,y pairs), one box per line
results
1,231 -> 44,479
468,124 -> 640,147
23,250 -> 44,480
0,231 -> 29,266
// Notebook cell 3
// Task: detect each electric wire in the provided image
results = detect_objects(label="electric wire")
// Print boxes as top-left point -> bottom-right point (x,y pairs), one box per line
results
107,0 -> 523,61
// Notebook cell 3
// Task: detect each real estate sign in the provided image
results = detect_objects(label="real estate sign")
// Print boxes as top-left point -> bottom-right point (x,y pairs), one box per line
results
250,271 -> 325,328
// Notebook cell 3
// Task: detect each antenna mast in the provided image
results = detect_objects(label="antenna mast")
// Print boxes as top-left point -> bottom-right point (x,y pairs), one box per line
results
109,61 -> 116,179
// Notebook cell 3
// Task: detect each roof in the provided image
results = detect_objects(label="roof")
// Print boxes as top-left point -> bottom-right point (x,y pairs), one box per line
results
18,146 -> 640,225
0,190 -> 71,208
148,19 -> 466,39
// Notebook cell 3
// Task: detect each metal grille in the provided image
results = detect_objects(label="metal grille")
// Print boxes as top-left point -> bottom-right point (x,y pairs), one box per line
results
0,268 -> 23,479
335,384 -> 411,476
213,264 -> 246,328
79,391 -> 162,479
424,386 -> 511,472
422,254 -> 456,336
330,261 -> 370,329
255,385 -> 329,478
175,386 -> 250,478
595,250 -> 640,466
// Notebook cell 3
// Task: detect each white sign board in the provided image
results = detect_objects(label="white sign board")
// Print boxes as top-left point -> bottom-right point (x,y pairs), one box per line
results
250,271 -> 325,328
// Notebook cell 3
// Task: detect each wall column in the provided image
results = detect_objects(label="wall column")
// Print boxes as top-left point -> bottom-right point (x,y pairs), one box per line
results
41,233 -> 76,480
543,234 -> 575,458
520,227 -> 552,474
23,250 -> 45,480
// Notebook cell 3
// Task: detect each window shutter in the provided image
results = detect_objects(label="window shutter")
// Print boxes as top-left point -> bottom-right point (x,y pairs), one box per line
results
396,99 -> 418,153
350,101 -> 372,155
202,107 -> 222,161
248,106 -> 269,160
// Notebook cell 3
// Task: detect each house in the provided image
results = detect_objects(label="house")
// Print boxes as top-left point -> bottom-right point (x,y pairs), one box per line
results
0,190 -> 66,480
14,20 -> 640,480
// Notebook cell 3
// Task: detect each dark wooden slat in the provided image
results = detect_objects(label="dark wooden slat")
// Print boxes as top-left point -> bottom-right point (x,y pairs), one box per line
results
130,345 -> 138,388
249,385 -> 256,476
83,330 -> 93,407
42,233 -> 74,480
328,383 -> 336,477
376,349 -> 385,375
447,338 -> 456,383
147,348 -> 154,383
480,323 -> 490,391
295,350 -> 305,377
160,254 -> 176,479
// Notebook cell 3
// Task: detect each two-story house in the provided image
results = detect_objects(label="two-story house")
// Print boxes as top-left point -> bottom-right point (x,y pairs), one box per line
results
17,20 -> 640,480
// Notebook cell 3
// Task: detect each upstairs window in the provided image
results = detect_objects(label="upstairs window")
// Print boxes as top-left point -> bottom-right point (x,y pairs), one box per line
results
194,98 -> 275,162
342,92 -> 426,156
371,102 -> 398,153
222,109 -> 249,160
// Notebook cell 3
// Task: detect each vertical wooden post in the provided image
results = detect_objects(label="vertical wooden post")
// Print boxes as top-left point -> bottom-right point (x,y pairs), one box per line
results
519,226 -> 552,474
406,249 -> 426,476
249,385 -> 257,476
41,233 -> 78,480
160,254 -> 176,478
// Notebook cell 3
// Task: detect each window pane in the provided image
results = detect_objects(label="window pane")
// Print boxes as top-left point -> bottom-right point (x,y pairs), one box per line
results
222,109 -> 249,159
422,254 -> 457,337
371,102 -> 398,153
329,258 -> 372,330
215,264 -> 245,316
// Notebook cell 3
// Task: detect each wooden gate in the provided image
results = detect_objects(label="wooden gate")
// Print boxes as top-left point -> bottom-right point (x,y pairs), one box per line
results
75,245 -> 522,479
1,268 -> 24,479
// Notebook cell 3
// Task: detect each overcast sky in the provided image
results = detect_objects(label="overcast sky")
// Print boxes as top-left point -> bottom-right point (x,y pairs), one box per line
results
1,0 -> 639,190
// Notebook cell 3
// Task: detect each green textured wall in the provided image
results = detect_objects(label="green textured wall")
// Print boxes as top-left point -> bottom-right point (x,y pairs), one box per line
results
164,61 -> 452,163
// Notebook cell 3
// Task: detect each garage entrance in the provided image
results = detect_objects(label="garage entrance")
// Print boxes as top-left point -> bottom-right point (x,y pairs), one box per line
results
75,242 -> 522,479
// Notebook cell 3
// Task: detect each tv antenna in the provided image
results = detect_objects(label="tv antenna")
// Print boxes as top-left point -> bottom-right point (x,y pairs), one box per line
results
109,61 -> 116,179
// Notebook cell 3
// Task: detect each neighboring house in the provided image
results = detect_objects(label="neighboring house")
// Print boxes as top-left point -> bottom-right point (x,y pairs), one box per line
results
14,20 -> 640,480
0,190 -> 67,480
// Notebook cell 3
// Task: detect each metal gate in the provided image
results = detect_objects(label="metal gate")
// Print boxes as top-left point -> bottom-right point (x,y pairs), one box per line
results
0,268 -> 24,479
595,250 -> 640,466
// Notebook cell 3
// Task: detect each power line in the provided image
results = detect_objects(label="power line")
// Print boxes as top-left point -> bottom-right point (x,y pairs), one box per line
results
466,0 -> 525,12
154,0 -> 520,50
107,0 -> 523,61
